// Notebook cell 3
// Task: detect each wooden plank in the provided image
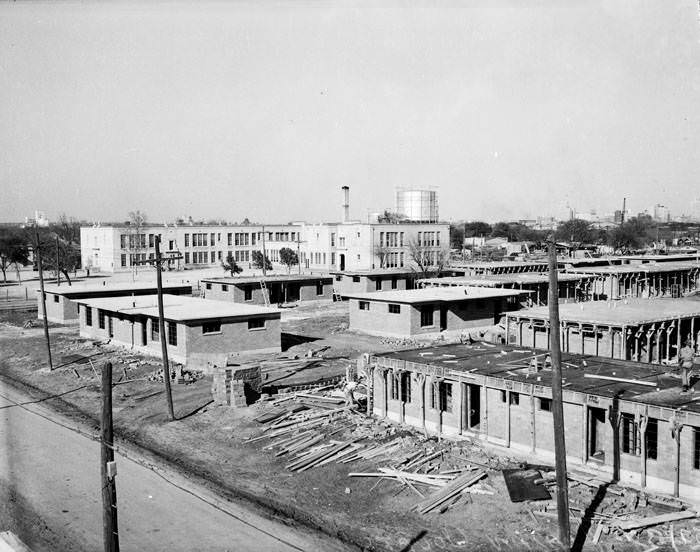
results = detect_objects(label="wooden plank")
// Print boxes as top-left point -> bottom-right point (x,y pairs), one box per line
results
583,373 -> 657,388
615,510 -> 697,531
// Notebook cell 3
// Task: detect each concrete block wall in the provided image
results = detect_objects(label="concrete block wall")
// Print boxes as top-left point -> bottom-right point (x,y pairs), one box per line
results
185,316 -> 281,359
38,293 -> 78,323
204,280 -> 333,304
349,299 -> 412,337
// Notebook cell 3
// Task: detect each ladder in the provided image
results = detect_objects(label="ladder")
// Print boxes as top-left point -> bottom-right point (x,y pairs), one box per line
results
259,278 -> 271,307
332,286 -> 343,302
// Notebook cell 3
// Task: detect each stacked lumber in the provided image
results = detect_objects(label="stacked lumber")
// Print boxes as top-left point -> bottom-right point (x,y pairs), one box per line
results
349,468 -> 453,488
412,470 -> 487,514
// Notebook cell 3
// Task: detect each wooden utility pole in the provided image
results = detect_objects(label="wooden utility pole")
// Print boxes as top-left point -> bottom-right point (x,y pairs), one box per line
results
35,227 -> 53,371
547,240 -> 571,548
133,236 -> 181,421
101,361 -> 119,552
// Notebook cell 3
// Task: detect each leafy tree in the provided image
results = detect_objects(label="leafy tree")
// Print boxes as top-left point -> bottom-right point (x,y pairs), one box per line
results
222,253 -> 243,276
490,222 -> 512,239
52,214 -> 81,245
43,238 -> 81,285
377,210 -> 407,223
464,221 -> 492,238
449,224 -> 464,249
0,228 -> 30,283
251,250 -> 272,271
606,217 -> 657,251
279,247 -> 298,273
554,219 -> 595,244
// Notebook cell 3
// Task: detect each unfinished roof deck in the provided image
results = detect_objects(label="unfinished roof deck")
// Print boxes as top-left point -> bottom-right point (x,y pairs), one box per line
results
450,260 -> 550,275
345,286 -> 528,304
567,260 -> 700,275
419,273 -> 584,286
76,294 -> 280,321
368,343 -> 700,499
506,298 -> 700,364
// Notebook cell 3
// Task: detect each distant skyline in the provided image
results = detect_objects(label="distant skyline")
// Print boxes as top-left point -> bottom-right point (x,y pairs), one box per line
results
2,1 -> 699,224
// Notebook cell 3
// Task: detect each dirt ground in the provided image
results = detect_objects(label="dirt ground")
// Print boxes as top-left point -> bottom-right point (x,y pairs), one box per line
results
2,303 -> 700,552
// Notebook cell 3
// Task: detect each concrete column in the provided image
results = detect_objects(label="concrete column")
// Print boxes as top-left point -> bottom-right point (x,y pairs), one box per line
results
581,402 -> 588,464
505,389 -> 511,448
639,412 -> 648,490
593,325 -> 599,356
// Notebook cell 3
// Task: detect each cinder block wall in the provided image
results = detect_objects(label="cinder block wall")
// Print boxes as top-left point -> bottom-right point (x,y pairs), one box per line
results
38,293 -> 77,323
349,299 -> 412,337
185,316 -> 281,358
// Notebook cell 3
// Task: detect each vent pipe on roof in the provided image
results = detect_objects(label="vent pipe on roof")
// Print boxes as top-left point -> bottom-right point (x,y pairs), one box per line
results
342,186 -> 350,223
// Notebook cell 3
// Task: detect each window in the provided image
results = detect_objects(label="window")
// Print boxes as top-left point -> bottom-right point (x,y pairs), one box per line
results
185,252 -> 190,264
244,286 -> 253,301
183,234 -> 189,247
218,251 -> 222,261
98,310 -> 106,329
210,233 -> 215,244
510,392 -> 520,405
85,307 -> 93,327
203,322 -> 221,334
151,319 -> 160,341
391,374 -> 399,400
53,295 -> 59,303
391,278 -> 397,290
646,418 -> 658,460
316,281 -> 324,296
359,301 -> 370,311
420,306 -> 433,327
167,322 -> 177,346
248,318 -> 265,330
352,276 -> 360,283
438,382 -> 452,412
539,398 -> 552,411
222,284 -> 228,292
375,279 -> 382,291
621,413 -> 638,455
335,275 -> 342,282
120,234 -> 128,249
206,283 -> 212,290
400,372 -> 412,403
121,254 -> 127,267
388,304 -> 401,314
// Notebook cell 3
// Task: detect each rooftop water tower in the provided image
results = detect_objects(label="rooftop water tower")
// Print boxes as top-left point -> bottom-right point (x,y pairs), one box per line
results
395,188 -> 438,223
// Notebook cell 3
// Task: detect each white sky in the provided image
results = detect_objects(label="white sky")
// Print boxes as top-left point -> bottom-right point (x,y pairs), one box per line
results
1,1 -> 699,224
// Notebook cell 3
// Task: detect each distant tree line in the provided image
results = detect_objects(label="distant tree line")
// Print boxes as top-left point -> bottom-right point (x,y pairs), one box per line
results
450,216 -> 700,253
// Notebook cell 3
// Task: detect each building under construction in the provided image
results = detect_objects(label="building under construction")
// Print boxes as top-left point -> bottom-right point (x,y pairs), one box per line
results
504,298 -> 700,364
451,260 -> 550,276
365,343 -> 700,501
417,273 -> 595,306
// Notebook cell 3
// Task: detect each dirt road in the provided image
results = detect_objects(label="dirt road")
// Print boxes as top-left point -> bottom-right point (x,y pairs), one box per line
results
0,381 -> 351,552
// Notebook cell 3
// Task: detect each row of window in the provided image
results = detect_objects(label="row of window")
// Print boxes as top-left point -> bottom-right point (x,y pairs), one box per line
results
379,231 -> 404,248
417,231 -> 441,247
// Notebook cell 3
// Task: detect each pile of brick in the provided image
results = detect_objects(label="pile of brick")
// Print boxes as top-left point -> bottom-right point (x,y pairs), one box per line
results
212,365 -> 262,408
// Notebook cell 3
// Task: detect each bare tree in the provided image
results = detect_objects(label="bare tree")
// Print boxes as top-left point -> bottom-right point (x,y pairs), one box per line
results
407,238 -> 450,279
127,210 -> 147,276
373,243 -> 390,269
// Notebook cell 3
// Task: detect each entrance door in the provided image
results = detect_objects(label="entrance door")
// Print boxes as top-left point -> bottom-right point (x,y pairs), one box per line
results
440,306 -> 448,331
462,383 -> 481,431
588,407 -> 606,462
339,254 -> 345,271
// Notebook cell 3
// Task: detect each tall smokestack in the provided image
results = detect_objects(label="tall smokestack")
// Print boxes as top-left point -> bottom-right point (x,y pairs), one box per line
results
342,186 -> 350,222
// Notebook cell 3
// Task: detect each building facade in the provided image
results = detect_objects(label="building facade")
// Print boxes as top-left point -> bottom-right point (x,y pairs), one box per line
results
201,275 -> 334,305
81,220 -> 450,275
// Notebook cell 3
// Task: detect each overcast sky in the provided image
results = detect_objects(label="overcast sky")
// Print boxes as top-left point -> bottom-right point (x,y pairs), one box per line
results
1,1 -> 699,224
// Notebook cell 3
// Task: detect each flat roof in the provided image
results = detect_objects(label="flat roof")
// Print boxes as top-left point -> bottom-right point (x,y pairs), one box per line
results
419,273 -> 587,287
566,260 -> 700,275
506,297 -> 700,326
75,294 -> 280,322
329,268 -> 420,277
201,274 -> 332,285
345,286 -> 530,304
41,282 -> 192,297
373,344 -> 700,414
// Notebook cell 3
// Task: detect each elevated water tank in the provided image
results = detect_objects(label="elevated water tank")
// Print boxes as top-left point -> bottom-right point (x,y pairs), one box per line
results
395,189 -> 439,222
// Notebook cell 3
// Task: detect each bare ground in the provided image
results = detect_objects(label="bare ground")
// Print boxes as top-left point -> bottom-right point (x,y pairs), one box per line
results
1,304 -> 699,552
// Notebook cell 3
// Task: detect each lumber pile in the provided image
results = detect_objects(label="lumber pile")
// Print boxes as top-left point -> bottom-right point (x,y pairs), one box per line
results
412,470 -> 487,514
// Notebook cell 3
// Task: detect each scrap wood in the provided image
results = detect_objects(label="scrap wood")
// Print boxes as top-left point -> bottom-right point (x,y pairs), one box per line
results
613,511 -> 697,531
583,373 -> 657,388
414,470 -> 487,514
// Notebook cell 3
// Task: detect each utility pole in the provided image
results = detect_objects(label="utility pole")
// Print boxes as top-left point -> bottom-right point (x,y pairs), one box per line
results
133,236 -> 181,421
547,239 -> 571,549
101,361 -> 119,552
56,234 -> 61,286
35,226 -> 53,371
296,234 -> 301,275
